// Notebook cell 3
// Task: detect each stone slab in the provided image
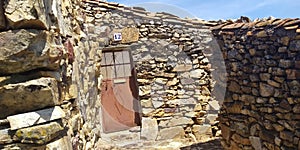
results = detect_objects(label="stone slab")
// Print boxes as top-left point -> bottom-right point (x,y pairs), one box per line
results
0,29 -> 61,74
0,77 -> 60,119
141,118 -> 158,140
13,121 -> 64,145
157,126 -> 185,140
4,0 -> 55,29
7,106 -> 65,130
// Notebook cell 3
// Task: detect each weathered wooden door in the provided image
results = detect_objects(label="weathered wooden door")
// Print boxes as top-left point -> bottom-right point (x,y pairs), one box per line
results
100,49 -> 141,133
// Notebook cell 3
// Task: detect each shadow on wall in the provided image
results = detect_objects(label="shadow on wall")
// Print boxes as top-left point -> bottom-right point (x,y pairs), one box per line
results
180,139 -> 223,150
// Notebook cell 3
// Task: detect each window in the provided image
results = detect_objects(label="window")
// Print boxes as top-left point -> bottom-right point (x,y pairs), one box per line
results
101,50 -> 132,79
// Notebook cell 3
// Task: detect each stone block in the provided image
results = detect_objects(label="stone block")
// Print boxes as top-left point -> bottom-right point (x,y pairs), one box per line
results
172,64 -> 192,72
192,124 -> 212,141
0,77 -> 60,119
120,27 -> 139,43
7,106 -> 65,130
157,126 -> 185,140
13,121 -> 64,145
0,29 -> 62,74
3,0 -> 58,30
141,118 -> 158,140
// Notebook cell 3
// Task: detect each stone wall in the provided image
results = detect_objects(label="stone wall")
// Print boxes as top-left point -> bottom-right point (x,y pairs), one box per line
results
81,0 -> 224,146
210,18 -> 300,149
0,0 -> 83,149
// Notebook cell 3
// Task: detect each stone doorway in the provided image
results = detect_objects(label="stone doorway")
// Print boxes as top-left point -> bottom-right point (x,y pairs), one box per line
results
100,48 -> 141,133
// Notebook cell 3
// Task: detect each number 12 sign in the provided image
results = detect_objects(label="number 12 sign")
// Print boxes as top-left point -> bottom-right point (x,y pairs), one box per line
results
113,33 -> 122,41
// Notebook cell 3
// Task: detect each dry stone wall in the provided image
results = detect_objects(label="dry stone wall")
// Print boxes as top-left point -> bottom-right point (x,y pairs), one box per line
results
81,0 -> 223,145
0,0 -> 83,149
210,18 -> 300,150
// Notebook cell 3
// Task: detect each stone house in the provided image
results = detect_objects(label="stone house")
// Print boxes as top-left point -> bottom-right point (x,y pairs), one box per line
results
0,0 -> 300,150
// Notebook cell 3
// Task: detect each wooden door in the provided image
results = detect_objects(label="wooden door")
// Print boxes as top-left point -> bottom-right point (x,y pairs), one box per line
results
100,50 -> 141,133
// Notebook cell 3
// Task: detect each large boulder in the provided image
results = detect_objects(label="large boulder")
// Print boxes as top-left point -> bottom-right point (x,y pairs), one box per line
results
0,77 -> 61,119
0,29 -> 63,74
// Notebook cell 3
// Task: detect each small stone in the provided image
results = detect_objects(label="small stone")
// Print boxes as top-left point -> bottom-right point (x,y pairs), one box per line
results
280,130 -> 294,142
172,64 -> 192,72
259,83 -> 274,97
249,136 -> 262,150
205,114 -> 218,125
190,69 -> 205,78
232,133 -> 251,145
267,80 -> 281,88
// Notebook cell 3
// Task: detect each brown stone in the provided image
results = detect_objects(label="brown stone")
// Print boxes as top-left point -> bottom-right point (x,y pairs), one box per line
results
226,101 -> 243,114
286,69 -> 300,80
280,130 -> 294,142
0,30 -> 62,74
259,130 -> 275,143
256,30 -> 268,38
13,121 -> 63,144
232,133 -> 251,145
288,80 -> 300,96
157,126 -> 185,140
228,81 -> 240,92
221,124 -> 232,142
259,83 -> 274,97
0,77 -> 60,119
249,136 -> 262,150
121,27 -> 139,43
4,0 -> 55,29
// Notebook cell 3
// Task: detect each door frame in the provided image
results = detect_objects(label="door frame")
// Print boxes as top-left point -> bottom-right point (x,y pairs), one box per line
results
99,46 -> 141,134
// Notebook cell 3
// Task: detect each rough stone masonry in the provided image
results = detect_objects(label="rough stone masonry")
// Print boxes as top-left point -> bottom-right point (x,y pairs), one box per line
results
0,0 -> 299,150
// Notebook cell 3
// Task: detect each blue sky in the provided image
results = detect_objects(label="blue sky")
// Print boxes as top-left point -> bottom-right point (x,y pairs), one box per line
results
108,0 -> 299,20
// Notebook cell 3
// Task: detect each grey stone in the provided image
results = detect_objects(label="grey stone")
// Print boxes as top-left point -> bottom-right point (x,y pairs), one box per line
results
190,69 -> 206,78
205,114 -> 218,125
7,106 -> 65,130
141,118 -> 158,140
249,136 -> 262,150
208,100 -> 220,111
0,129 -> 13,144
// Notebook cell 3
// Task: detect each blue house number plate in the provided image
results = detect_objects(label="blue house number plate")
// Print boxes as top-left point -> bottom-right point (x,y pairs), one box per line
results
114,33 -> 122,41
